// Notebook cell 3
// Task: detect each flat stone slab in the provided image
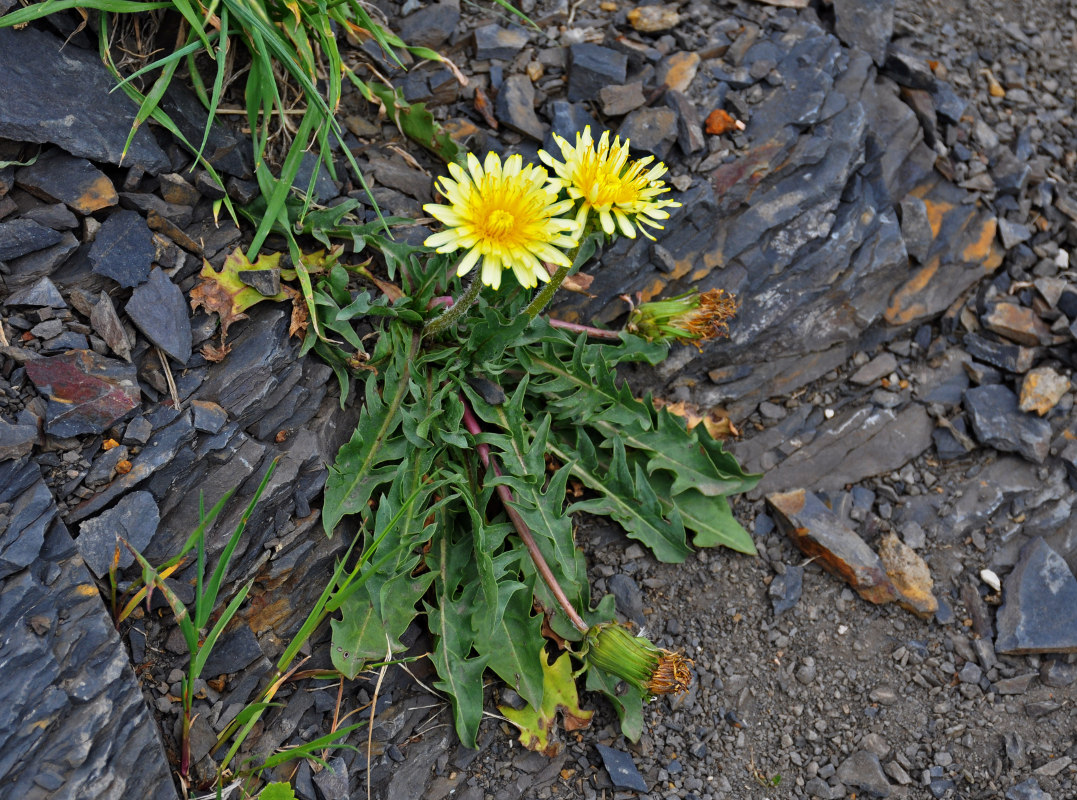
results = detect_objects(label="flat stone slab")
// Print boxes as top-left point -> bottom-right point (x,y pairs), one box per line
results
16,149 -> 118,214
0,460 -> 177,798
755,404 -> 934,494
125,267 -> 193,365
0,28 -> 170,173
90,210 -> 155,288
996,537 -> 1077,654
25,350 -> 141,438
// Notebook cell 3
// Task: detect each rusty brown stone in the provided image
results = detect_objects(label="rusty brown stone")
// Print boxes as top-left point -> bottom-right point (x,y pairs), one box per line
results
767,489 -> 900,606
877,532 -> 937,619
627,5 -> 680,32
659,52 -> 700,94
982,301 -> 1051,346
1019,367 -> 1071,416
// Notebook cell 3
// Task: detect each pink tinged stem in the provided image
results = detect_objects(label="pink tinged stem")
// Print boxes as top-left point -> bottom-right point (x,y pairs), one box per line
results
459,395 -> 589,633
546,317 -> 622,340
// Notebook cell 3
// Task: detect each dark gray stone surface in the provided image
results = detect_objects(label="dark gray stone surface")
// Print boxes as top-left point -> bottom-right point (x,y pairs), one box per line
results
3,276 -> 66,308
0,28 -> 170,173
76,491 -> 160,577
568,44 -> 628,103
996,537 -> 1077,655
0,218 -> 63,261
0,461 -> 177,799
496,74 -> 546,141
473,23 -> 528,61
833,0 -> 894,65
126,267 -> 193,365
16,149 -> 117,214
90,209 -> 155,288
964,384 -> 1052,464
836,750 -> 892,797
595,743 -> 648,792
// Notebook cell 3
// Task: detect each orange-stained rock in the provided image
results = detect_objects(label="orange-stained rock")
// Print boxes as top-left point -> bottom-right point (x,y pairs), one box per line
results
659,51 -> 700,93
767,489 -> 900,606
627,4 -> 680,32
982,301 -> 1051,346
877,532 -> 937,619
1019,367 -> 1072,416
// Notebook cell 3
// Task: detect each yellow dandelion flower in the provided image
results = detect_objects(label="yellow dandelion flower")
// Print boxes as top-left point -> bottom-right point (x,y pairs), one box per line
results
626,289 -> 738,349
538,126 -> 681,241
423,152 -> 580,291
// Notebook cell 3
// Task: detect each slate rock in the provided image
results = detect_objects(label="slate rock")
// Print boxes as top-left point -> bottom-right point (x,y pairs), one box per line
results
627,4 -> 680,32
23,202 -> 79,230
191,399 -> 229,434
25,350 -> 140,437
0,27 -> 170,172
125,267 -> 193,365
836,750 -> 892,797
0,218 -> 63,261
473,23 -> 528,61
0,461 -> 54,579
850,352 -> 897,385
619,107 -> 678,160
3,276 -> 66,308
83,443 -> 130,486
664,90 -> 706,154
608,573 -> 646,626
568,44 -> 627,103
1006,779 -> 1052,800
200,622 -> 265,676
963,333 -> 1037,373
600,82 -> 646,117
90,209 -> 156,288
998,217 -> 1032,250
769,564 -> 803,615
898,195 -> 933,263
0,419 -> 38,462
16,150 -> 118,214
0,459 -> 177,799
995,537 -> 1077,654
768,489 -> 900,606
595,743 -> 648,792
76,491 -> 160,577
657,51 -> 700,94
158,172 -> 201,207
833,0 -> 893,65
882,47 -> 937,91
292,151 -> 339,204
90,290 -> 133,362
931,80 -> 967,126
237,268 -> 282,297
1040,658 -> 1077,688
544,101 -> 608,153
397,3 -> 460,50
964,384 -> 1052,464
495,74 -> 546,141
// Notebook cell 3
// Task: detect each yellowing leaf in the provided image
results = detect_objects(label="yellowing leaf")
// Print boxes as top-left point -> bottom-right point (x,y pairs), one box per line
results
189,248 -> 304,360
499,651 -> 593,756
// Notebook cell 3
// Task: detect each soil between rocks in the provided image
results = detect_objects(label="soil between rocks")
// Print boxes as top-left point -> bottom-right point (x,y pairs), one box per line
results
2,0 -> 1077,797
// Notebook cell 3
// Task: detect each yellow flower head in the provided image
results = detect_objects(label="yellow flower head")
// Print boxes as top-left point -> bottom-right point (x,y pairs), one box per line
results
538,126 -> 681,241
423,152 -> 580,291
626,288 -> 738,349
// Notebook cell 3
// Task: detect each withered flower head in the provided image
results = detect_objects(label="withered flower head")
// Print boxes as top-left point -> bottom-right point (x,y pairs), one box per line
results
626,289 -> 738,349
585,622 -> 692,697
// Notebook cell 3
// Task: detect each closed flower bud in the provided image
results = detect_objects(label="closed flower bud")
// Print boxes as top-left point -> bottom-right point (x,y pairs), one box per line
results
585,622 -> 692,696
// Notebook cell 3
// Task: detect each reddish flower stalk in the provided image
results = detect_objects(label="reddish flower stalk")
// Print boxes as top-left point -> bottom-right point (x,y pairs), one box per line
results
459,395 -> 589,633
546,317 -> 621,340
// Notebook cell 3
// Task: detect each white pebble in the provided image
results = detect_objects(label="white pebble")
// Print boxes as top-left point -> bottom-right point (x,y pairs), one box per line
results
980,568 -> 1001,592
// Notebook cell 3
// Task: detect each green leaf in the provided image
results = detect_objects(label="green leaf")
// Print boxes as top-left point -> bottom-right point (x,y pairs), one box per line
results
322,326 -> 418,534
259,782 -> 297,800
330,451 -> 439,676
585,666 -> 645,742
473,576 -> 545,710
649,474 -> 757,555
499,651 -> 593,755
565,436 -> 692,563
426,530 -> 489,748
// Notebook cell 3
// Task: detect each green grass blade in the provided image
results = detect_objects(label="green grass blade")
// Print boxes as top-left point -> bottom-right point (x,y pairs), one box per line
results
0,0 -> 171,28
191,579 -> 253,680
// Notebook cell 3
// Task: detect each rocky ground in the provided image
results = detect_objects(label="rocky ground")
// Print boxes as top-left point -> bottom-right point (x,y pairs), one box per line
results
1,0 -> 1076,798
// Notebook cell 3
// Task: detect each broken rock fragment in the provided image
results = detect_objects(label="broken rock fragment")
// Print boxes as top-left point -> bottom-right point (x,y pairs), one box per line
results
25,350 -> 140,437
877,532 -> 937,619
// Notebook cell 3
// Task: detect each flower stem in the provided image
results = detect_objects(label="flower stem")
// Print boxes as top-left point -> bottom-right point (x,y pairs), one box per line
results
523,262 -> 570,319
423,275 -> 482,338
459,394 -> 589,633
547,317 -> 621,340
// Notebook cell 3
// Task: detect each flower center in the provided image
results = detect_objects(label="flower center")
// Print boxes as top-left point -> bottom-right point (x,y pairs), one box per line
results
486,209 -> 515,238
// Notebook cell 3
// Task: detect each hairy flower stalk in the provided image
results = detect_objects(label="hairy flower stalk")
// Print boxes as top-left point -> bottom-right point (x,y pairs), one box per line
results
539,127 -> 681,241
585,623 -> 693,696
626,288 -> 738,348
424,152 -> 580,291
